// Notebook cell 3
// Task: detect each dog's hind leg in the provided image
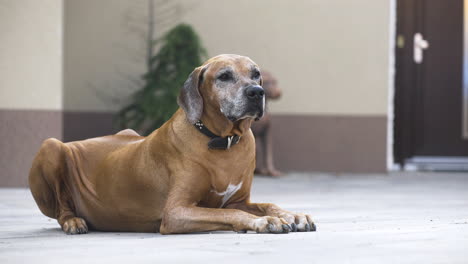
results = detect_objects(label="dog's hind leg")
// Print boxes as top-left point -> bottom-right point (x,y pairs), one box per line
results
29,138 -> 88,235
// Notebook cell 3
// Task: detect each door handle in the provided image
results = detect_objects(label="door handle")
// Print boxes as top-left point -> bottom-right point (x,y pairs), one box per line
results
414,33 -> 429,64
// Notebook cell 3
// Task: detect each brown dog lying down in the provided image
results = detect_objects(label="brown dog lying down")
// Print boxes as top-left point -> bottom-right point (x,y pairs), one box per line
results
251,71 -> 282,177
29,54 -> 316,235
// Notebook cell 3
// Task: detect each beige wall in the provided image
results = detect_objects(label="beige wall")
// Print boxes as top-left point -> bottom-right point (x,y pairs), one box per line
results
63,0 -> 390,116
64,0 -> 147,112
182,0 -> 390,115
0,0 -> 63,110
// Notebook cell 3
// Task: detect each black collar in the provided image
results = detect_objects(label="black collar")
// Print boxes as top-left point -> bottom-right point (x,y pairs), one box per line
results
194,120 -> 241,150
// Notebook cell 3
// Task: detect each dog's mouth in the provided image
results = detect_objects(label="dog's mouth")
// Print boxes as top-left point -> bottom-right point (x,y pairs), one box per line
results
227,114 -> 262,123
227,108 -> 264,122
248,101 -> 265,121
254,110 -> 264,121
251,107 -> 264,121
221,98 -> 264,122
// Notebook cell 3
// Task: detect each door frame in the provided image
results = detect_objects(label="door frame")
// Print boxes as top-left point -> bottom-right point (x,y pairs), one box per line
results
387,0 -> 397,171
393,0 -> 421,167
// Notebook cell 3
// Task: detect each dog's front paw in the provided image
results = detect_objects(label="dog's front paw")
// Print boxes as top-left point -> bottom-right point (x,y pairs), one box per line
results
280,213 -> 316,232
62,217 -> 88,235
292,214 -> 316,232
252,216 -> 291,234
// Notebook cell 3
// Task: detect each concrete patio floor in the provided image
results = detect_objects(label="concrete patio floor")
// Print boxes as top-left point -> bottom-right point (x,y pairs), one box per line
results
1,172 -> 468,264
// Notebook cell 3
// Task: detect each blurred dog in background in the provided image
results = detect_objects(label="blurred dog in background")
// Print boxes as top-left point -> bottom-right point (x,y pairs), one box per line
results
252,71 -> 282,177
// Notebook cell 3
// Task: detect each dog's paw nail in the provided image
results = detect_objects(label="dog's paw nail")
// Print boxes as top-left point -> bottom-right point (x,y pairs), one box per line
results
290,223 -> 297,232
282,224 -> 290,233
267,224 -> 274,232
311,223 -> 317,232
237,230 -> 247,234
305,223 -> 311,232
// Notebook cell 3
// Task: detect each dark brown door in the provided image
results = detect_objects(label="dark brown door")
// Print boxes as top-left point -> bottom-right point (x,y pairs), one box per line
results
395,0 -> 468,166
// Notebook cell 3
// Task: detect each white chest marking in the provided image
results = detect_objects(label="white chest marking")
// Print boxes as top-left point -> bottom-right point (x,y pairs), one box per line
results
212,181 -> 243,208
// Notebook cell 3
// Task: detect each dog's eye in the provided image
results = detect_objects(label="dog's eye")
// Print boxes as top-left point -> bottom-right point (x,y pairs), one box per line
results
252,70 -> 261,79
218,72 -> 232,81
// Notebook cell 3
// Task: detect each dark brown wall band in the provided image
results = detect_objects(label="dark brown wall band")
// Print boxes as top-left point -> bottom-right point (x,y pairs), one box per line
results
270,115 -> 387,173
0,109 -> 62,187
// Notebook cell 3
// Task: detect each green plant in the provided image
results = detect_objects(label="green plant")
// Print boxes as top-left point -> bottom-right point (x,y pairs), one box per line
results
116,23 -> 206,135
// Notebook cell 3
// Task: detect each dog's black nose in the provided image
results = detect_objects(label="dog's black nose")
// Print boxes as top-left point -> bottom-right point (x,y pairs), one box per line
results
245,85 -> 265,100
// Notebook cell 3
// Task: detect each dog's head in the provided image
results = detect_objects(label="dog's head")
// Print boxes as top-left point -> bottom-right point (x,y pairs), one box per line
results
178,54 -> 264,124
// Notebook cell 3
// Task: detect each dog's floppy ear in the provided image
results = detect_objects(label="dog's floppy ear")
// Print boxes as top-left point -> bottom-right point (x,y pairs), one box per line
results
178,66 -> 206,124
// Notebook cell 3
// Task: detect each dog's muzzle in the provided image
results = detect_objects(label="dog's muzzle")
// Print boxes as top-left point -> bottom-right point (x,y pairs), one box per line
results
244,85 -> 265,120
